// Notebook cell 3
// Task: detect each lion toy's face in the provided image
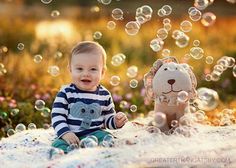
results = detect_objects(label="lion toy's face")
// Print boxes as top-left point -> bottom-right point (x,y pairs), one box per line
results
152,62 -> 193,97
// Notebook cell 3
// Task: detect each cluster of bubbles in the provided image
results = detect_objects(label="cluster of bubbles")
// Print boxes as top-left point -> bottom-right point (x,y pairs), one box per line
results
48,65 -> 60,77
171,30 -> 190,48
7,122 -> 37,137
33,54 -> 43,63
212,108 -> 236,126
51,10 -> 60,18
0,63 -> 7,76
157,5 -> 172,17
150,38 -> 164,52
111,53 -> 126,66
205,56 -> 235,81
35,99 -> 51,117
17,43 -> 24,51
93,31 -> 102,40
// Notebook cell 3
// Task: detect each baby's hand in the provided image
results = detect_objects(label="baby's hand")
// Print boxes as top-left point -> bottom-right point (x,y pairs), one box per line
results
61,132 -> 80,146
115,112 -> 128,128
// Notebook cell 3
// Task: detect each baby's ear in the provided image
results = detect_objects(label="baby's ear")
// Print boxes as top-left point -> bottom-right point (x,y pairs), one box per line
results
101,68 -> 106,79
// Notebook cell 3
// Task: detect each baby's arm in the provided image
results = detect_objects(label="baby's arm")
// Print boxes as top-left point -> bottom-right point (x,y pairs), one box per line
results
51,89 -> 79,145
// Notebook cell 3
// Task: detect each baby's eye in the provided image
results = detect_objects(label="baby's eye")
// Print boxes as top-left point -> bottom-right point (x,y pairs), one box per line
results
81,108 -> 86,113
164,68 -> 168,71
91,68 -> 97,71
76,67 -> 83,71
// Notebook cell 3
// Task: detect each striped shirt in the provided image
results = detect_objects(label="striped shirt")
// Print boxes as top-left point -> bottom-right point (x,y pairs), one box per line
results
51,83 -> 117,138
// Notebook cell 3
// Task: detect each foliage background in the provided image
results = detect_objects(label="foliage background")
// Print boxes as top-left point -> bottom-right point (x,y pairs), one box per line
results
0,0 -> 236,138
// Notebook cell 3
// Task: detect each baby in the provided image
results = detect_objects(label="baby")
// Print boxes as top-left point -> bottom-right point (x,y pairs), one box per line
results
51,41 -> 128,153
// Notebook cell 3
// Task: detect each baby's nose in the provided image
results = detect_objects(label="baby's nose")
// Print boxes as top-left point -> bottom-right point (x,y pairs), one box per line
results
168,79 -> 175,85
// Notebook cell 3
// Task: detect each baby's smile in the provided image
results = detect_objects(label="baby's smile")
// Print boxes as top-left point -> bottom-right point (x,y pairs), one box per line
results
81,79 -> 92,84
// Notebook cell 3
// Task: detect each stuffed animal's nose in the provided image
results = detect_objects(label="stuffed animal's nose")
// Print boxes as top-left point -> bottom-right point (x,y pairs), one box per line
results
168,79 -> 175,85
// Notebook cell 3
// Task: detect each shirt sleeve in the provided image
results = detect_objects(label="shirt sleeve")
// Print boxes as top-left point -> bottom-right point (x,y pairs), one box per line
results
51,88 -> 70,138
103,94 -> 117,130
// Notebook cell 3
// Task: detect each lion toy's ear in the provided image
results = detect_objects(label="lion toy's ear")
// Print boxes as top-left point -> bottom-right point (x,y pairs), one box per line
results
143,56 -> 178,100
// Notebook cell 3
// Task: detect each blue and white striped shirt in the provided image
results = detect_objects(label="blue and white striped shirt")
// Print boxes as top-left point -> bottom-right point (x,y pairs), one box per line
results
51,83 -> 117,138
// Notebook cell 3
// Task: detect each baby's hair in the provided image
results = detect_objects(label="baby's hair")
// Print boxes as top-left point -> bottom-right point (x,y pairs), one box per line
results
70,41 -> 107,70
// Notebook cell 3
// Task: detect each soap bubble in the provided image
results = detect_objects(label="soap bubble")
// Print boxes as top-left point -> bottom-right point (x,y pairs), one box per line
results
193,40 -> 200,47
172,30 -> 184,40
107,21 -> 116,30
93,31 -> 102,39
157,8 -> 166,17
211,71 -> 221,81
171,120 -> 178,128
111,8 -> 123,20
175,33 -> 190,48
205,74 -> 212,81
41,0 -> 53,4
130,105 -> 137,112
41,107 -> 51,117
0,112 -> 7,119
225,57 -> 235,68
135,5 -> 152,24
161,5 -> 172,16
119,101 -> 128,109
102,134 -> 115,147
87,135 -> 98,144
233,65 -> 236,77
7,129 -> 15,137
35,99 -> 45,111
201,12 -> 216,27
48,65 -> 60,77
152,112 -> 167,128
80,137 -> 98,148
157,28 -> 168,40
129,79 -> 138,88
206,56 -> 214,64
33,54 -> 43,63
164,23 -> 172,31
126,66 -> 138,78
162,49 -> 171,57
177,91 -> 189,103
163,18 -> 171,24
180,20 -> 192,32
194,111 -> 206,122
54,51 -> 63,59
150,38 -> 164,52
194,0 -> 209,10
197,87 -> 219,111
101,0 -> 112,5
28,123 -> 37,130
125,21 -> 140,36
51,10 -> 60,18
189,9 -> 202,21
190,47 -> 204,59
110,76 -> 120,86
17,43 -> 24,51
15,123 -> 26,132
10,108 -> 19,116
111,53 -> 126,66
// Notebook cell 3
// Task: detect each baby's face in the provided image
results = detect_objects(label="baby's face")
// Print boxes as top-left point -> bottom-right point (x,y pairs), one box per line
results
70,51 -> 104,91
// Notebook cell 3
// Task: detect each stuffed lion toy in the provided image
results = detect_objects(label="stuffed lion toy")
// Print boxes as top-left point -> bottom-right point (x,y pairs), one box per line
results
143,56 -> 197,132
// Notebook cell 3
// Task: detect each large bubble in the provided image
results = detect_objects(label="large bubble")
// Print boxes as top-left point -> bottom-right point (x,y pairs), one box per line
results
197,87 -> 219,111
